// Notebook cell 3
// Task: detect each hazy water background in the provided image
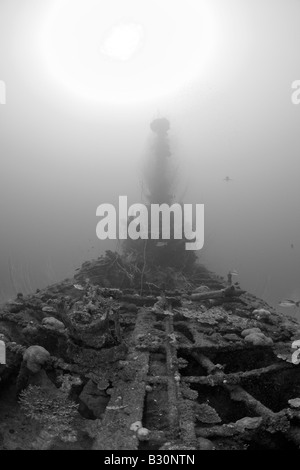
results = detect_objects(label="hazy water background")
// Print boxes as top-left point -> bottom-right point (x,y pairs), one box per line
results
0,0 -> 300,320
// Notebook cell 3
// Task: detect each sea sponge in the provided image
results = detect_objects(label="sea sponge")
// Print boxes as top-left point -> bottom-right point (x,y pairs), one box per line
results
288,398 -> 300,409
235,417 -> 262,430
244,332 -> 273,346
137,427 -> 150,441
252,308 -> 271,321
195,403 -> 221,425
42,306 -> 57,314
130,421 -> 142,432
197,437 -> 215,450
23,345 -> 50,373
252,308 -> 270,316
193,286 -> 210,294
241,327 -> 262,337
42,316 -> 65,332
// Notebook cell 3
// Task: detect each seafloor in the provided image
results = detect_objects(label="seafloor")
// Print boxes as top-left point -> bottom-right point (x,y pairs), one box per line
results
0,253 -> 300,450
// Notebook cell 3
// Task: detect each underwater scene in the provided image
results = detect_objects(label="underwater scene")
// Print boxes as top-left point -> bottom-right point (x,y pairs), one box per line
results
0,0 -> 300,453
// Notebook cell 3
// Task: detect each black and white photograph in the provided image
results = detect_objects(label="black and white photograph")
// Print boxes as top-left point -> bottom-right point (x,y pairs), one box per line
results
0,0 -> 300,454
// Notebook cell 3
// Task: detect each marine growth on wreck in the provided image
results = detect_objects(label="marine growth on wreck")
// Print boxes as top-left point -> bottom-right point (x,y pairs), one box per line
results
1,118 -> 300,451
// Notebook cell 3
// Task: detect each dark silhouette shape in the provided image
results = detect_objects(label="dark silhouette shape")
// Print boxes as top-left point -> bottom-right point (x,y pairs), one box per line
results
123,118 -> 196,271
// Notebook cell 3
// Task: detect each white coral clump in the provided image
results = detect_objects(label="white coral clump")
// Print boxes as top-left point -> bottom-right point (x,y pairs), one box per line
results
241,328 -> 273,346
130,421 -> 142,432
42,317 -> 65,332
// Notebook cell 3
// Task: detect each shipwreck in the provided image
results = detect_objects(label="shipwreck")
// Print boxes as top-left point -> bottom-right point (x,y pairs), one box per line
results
0,118 -> 299,451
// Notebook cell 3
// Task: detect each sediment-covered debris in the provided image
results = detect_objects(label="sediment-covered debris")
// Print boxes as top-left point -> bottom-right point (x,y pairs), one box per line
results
1,252 -> 300,450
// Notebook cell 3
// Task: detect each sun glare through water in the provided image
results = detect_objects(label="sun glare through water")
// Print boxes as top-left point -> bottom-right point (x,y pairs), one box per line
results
40,0 -> 219,105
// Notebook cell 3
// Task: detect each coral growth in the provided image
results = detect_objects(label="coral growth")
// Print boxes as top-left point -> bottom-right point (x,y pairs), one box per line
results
19,384 -> 78,444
